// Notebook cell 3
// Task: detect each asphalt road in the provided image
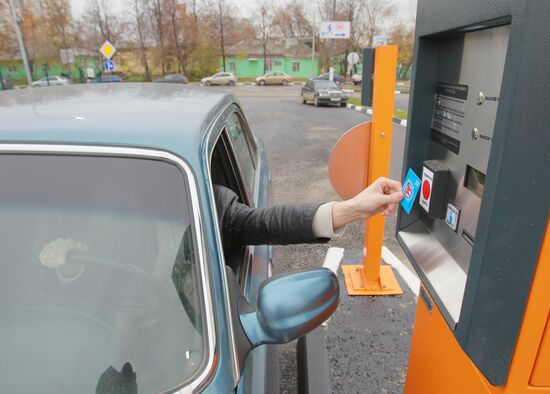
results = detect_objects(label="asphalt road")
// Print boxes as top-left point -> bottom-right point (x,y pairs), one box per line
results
394,93 -> 410,112
210,84 -> 413,393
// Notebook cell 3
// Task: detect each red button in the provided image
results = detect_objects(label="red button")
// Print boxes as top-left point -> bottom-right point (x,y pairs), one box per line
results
422,180 -> 431,200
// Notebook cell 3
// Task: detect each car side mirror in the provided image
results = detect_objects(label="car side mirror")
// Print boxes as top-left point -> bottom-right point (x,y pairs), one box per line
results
239,268 -> 339,347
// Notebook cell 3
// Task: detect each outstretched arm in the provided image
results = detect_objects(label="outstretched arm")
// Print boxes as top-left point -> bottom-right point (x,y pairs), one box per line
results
332,177 -> 404,229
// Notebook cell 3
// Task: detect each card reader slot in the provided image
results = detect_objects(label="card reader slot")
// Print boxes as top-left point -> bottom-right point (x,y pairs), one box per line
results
462,229 -> 475,246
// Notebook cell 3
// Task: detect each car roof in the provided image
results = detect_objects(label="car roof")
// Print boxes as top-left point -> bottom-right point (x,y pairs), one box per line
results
0,84 -> 235,164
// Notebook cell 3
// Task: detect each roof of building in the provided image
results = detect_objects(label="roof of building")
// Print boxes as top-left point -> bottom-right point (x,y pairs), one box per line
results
226,38 -> 317,58
0,83 -> 234,165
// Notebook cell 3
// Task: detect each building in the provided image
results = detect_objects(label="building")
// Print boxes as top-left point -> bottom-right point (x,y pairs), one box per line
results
0,49 -> 98,84
223,38 -> 319,79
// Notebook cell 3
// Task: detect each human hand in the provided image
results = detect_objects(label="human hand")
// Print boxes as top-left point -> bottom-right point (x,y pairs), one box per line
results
38,238 -> 88,268
332,177 -> 404,229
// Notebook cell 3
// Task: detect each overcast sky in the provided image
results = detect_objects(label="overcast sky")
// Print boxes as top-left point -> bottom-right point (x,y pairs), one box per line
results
71,0 -> 417,25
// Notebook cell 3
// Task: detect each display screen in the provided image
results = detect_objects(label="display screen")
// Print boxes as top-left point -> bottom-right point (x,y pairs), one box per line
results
465,165 -> 486,197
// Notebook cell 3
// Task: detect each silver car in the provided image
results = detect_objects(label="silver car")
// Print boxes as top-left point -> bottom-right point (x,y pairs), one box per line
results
201,72 -> 237,86
32,76 -> 70,87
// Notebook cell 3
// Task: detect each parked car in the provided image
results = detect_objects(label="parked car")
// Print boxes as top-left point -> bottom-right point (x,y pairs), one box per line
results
256,72 -> 293,86
316,72 -> 346,86
1,75 -> 14,90
153,73 -> 188,84
301,79 -> 349,107
90,74 -> 125,83
31,75 -> 70,87
0,84 -> 339,393
201,72 -> 237,86
352,73 -> 362,85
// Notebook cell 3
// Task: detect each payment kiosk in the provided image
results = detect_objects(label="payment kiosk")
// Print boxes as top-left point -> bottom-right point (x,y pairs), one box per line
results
397,0 -> 550,392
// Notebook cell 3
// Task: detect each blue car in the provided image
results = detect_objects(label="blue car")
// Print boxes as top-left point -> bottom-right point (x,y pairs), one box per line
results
0,84 -> 339,393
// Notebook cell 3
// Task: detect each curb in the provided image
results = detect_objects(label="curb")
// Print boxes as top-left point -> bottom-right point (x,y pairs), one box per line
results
346,104 -> 408,127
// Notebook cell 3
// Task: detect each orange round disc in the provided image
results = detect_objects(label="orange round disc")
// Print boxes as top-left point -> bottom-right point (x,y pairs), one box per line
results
328,122 -> 371,200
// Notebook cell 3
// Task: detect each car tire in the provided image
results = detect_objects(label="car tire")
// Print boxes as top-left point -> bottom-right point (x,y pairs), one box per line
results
301,94 -> 306,104
281,80 -> 288,86
228,80 -> 235,86
314,95 -> 320,107
205,81 -> 211,86
341,102 -> 347,107
258,80 -> 265,86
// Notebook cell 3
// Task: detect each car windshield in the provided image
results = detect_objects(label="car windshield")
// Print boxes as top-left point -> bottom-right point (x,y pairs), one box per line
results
314,80 -> 339,89
0,154 -> 206,393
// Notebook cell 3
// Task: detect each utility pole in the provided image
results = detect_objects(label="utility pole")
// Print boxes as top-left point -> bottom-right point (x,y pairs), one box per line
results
7,0 -> 33,86
311,4 -> 316,77
218,0 -> 226,72
329,0 -> 336,67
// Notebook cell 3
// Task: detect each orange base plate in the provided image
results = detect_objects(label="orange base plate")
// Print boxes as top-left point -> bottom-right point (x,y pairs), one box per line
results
342,264 -> 403,296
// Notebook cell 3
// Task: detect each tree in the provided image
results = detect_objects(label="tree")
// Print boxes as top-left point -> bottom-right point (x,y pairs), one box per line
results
149,0 -> 167,75
271,2 -> 312,38
363,0 -> 396,46
129,0 -> 152,81
254,1 -> 272,74
85,0 -> 121,44
0,1 -> 18,57
41,0 -> 74,73
389,22 -> 415,80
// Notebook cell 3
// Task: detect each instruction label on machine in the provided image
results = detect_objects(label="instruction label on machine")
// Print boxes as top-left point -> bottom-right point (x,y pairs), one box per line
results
431,81 -> 468,154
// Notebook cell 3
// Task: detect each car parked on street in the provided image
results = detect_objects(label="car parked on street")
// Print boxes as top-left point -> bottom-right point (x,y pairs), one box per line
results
0,84 -> 339,394
153,73 -> 188,84
256,72 -> 293,86
201,72 -> 237,86
90,74 -> 125,83
352,73 -> 362,85
32,75 -> 70,87
316,72 -> 346,86
301,79 -> 349,107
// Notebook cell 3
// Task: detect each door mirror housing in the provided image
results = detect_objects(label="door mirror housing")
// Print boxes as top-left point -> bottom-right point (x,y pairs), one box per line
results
239,268 -> 339,347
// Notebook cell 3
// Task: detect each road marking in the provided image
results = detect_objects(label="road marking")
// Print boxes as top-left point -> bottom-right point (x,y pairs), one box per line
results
322,247 -> 345,274
381,246 -> 420,295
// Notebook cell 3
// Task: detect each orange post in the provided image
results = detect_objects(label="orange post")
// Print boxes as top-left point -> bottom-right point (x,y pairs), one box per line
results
341,45 -> 403,296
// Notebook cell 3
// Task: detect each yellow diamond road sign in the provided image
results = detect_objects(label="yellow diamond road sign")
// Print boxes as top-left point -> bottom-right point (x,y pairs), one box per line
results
99,41 -> 116,59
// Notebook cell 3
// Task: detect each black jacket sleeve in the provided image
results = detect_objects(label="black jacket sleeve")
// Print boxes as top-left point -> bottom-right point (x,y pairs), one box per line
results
214,185 -> 330,251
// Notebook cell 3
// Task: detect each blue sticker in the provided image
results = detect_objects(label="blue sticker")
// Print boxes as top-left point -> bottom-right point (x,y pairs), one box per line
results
401,168 -> 421,214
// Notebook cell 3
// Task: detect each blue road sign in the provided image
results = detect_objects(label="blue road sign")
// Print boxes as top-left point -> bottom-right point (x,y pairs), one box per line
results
103,60 -> 115,72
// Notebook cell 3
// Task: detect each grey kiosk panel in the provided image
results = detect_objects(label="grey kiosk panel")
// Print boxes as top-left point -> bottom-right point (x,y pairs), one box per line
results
399,25 -> 511,329
397,0 -> 550,387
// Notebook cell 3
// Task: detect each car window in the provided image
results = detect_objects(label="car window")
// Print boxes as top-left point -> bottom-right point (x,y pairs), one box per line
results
314,80 -> 339,89
0,154 -> 207,393
226,112 -> 256,192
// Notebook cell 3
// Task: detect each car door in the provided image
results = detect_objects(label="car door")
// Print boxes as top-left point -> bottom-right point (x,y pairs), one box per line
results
221,109 -> 277,394
303,80 -> 313,100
